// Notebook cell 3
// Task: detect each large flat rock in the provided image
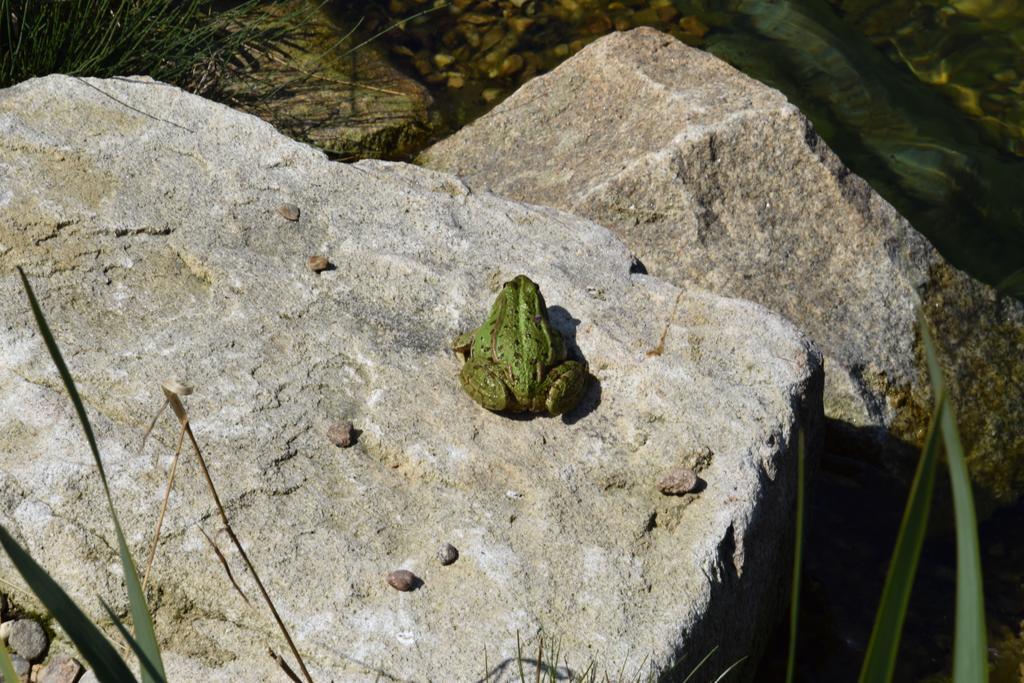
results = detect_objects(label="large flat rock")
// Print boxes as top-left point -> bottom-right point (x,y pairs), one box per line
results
0,75 -> 821,681
421,27 -> 1024,512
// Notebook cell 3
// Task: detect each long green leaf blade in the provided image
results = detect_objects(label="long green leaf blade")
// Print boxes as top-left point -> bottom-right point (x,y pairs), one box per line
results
919,315 -> 987,683
100,599 -> 166,683
0,525 -> 137,681
18,268 -> 167,682
858,396 -> 943,683
0,633 -> 20,683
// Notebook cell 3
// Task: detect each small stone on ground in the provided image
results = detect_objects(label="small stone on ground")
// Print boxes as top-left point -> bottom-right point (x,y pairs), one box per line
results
7,619 -> 47,662
437,543 -> 459,565
38,654 -> 83,683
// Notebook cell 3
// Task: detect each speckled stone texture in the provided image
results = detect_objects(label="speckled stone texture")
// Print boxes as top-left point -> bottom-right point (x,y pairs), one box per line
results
0,75 -> 821,681
422,27 -> 1024,513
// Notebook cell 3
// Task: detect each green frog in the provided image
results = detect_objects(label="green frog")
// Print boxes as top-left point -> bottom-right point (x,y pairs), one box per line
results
452,275 -> 588,416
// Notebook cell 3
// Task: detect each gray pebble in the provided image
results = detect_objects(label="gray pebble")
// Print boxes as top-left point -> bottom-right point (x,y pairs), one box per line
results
39,653 -> 83,683
0,620 -> 10,642
8,619 -> 47,662
3,653 -> 29,681
437,543 -> 459,566
76,670 -> 99,683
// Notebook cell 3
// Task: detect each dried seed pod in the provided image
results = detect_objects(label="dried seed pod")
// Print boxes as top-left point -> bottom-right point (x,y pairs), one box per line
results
657,467 -> 700,496
387,569 -> 419,591
437,543 -> 459,566
278,203 -> 300,221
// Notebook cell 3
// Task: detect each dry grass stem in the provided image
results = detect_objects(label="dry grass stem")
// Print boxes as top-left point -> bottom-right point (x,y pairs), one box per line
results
269,647 -> 304,683
142,420 -> 187,591
198,526 -> 250,607
154,380 -> 315,683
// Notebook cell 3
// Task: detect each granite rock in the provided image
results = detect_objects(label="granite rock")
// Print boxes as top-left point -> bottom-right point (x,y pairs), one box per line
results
0,74 -> 821,681
421,27 -> 1024,512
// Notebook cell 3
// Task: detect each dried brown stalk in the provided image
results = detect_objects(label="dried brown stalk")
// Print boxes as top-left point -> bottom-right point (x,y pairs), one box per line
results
147,379 -> 314,683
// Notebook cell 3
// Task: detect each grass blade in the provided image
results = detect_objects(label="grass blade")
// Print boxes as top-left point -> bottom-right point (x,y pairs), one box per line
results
784,432 -> 806,683
0,635 -> 20,682
919,315 -> 987,683
682,645 -> 718,683
18,268 -> 167,683
0,525 -> 137,681
857,396 -> 943,683
99,599 -> 166,683
517,631 -> 526,683
712,656 -> 747,682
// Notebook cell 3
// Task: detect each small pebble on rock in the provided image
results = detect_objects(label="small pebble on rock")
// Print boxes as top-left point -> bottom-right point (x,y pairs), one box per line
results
8,653 -> 29,680
307,255 -> 331,273
277,203 -> 300,221
327,421 -> 354,448
8,619 -> 47,662
437,543 -> 459,566
387,569 -> 419,592
657,467 -> 700,496
38,653 -> 83,683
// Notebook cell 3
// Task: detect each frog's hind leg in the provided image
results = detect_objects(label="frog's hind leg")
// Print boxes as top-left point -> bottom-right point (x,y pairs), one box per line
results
460,357 -> 516,412
540,361 -> 588,416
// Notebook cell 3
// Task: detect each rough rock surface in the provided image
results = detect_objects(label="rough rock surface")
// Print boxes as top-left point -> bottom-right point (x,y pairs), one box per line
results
0,75 -> 821,681
421,27 -> 1024,512
38,653 -> 83,683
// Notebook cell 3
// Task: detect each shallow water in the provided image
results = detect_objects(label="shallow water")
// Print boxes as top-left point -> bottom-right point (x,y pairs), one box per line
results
330,1 -> 1024,680
335,0 -> 1024,290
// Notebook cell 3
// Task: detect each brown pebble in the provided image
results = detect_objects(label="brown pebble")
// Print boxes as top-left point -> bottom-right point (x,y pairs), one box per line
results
657,467 -> 699,496
39,654 -> 83,683
277,203 -> 300,221
387,569 -> 418,591
327,421 -> 354,448
307,255 -> 331,273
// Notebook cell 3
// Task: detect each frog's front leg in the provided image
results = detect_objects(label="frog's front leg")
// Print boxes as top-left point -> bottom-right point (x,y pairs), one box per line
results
459,356 -> 518,412
537,361 -> 588,416
451,330 -> 476,361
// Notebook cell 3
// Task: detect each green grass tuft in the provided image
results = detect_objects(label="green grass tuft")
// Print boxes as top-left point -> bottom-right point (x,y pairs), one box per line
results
1,0 -> 295,97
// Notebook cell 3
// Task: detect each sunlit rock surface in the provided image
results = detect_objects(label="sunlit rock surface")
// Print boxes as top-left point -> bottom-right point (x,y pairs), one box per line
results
0,75 -> 821,681
422,27 -> 1024,513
